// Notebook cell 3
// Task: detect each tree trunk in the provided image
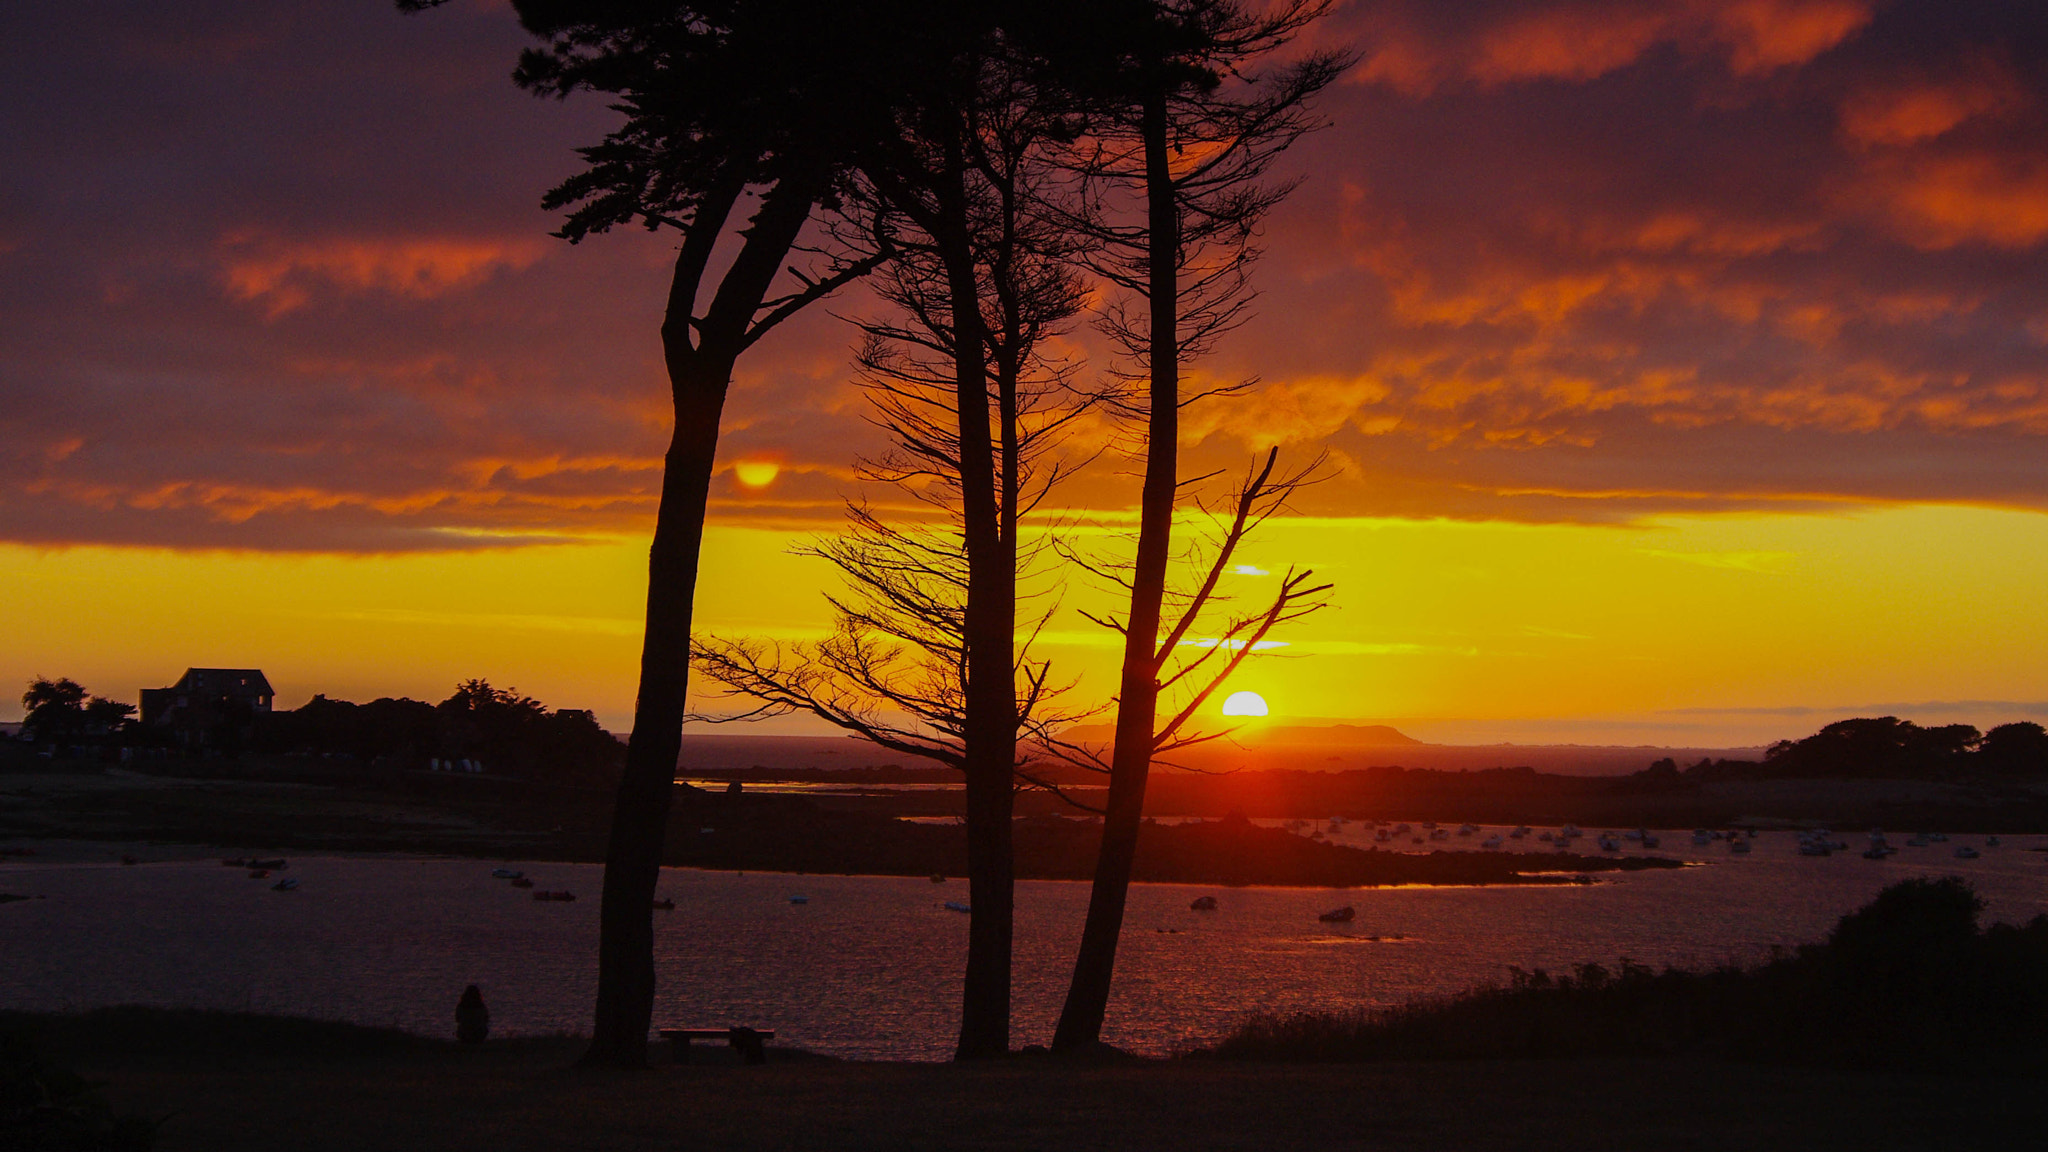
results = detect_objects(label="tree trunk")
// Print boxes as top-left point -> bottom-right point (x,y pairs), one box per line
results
582,351 -> 732,1068
1052,91 -> 1178,1053
938,134 -> 1016,1061
581,173 -> 820,1069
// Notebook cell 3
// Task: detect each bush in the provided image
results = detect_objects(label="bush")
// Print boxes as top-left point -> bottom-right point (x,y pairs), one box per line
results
1,1032 -> 155,1151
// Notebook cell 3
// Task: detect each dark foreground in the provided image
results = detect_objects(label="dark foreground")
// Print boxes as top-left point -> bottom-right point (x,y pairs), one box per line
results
9,1009 -> 2042,1151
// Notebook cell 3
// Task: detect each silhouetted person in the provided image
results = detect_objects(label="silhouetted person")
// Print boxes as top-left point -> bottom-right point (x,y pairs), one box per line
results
456,985 -> 489,1044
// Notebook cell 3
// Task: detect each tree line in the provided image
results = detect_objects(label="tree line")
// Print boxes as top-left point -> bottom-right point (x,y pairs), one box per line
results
12,676 -> 623,785
1659,716 -> 2048,784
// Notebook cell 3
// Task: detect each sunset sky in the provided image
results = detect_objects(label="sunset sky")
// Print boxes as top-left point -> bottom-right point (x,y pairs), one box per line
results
5,0 -> 2047,746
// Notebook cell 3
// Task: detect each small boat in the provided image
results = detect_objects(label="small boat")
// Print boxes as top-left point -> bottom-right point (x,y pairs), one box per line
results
1480,834 -> 1504,849
1317,906 -> 1356,923
1641,834 -> 1661,849
1457,823 -> 1479,836
943,900 -> 971,913
1537,830 -> 1554,843
1955,846 -> 1980,859
1729,837 -> 1749,854
533,890 -> 576,902
272,877 -> 299,892
1906,834 -> 1931,847
1797,840 -> 1831,857
1190,895 -> 1219,911
1986,836 -> 2001,848
1373,828 -> 1391,842
1623,829 -> 1643,842
1597,834 -> 1621,852
1428,828 -> 1449,841
1929,832 -> 1949,842
222,858 -> 248,867
510,877 -> 534,889
491,868 -> 524,880
789,895 -> 809,904
120,855 -> 139,866
1692,829 -> 1713,847
1510,826 -> 1530,839
652,898 -> 675,910
249,859 -> 286,870
1560,824 -> 1582,840
929,874 -> 947,883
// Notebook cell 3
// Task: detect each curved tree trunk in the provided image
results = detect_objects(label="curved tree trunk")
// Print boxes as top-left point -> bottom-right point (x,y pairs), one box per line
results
582,173 -> 822,1069
1052,91 -> 1177,1053
583,354 -> 731,1067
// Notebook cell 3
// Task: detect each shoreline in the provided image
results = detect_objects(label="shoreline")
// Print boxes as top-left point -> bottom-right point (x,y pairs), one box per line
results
1,767 -> 1686,889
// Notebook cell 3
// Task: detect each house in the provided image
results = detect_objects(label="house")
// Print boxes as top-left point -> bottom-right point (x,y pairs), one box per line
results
140,668 -> 275,747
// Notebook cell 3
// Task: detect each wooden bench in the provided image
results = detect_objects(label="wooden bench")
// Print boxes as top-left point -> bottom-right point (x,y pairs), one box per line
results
659,1027 -> 775,1065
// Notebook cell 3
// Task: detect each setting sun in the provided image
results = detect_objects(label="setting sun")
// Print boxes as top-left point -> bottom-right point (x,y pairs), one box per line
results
1221,690 -> 1269,717
733,459 -> 781,488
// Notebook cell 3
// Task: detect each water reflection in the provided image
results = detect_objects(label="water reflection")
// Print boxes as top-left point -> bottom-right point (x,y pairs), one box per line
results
3,832 -> 2042,1060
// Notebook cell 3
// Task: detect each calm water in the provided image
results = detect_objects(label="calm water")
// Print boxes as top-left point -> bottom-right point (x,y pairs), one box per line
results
4,832 -> 2044,1060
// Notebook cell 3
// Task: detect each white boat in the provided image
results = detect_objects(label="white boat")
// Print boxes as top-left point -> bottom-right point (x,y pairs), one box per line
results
1457,823 -> 1479,836
1597,834 -> 1621,852
1955,846 -> 1980,859
490,868 -> 524,880
943,900 -> 970,913
1481,834 -> 1504,849
1797,840 -> 1832,857
272,877 -> 299,891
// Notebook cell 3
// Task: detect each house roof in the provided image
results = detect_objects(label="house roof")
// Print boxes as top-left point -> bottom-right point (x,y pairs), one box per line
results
171,668 -> 275,697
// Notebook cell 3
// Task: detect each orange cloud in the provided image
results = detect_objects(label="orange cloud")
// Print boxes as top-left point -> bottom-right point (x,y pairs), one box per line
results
221,233 -> 546,317
1344,0 -> 1872,93
1855,153 -> 2048,249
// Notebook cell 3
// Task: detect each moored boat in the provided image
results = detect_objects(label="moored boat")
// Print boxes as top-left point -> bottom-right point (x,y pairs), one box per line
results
1317,906 -> 1356,923
1190,895 -> 1219,911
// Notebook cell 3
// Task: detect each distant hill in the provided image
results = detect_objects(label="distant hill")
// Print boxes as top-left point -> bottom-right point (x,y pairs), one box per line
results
1055,722 -> 1425,747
